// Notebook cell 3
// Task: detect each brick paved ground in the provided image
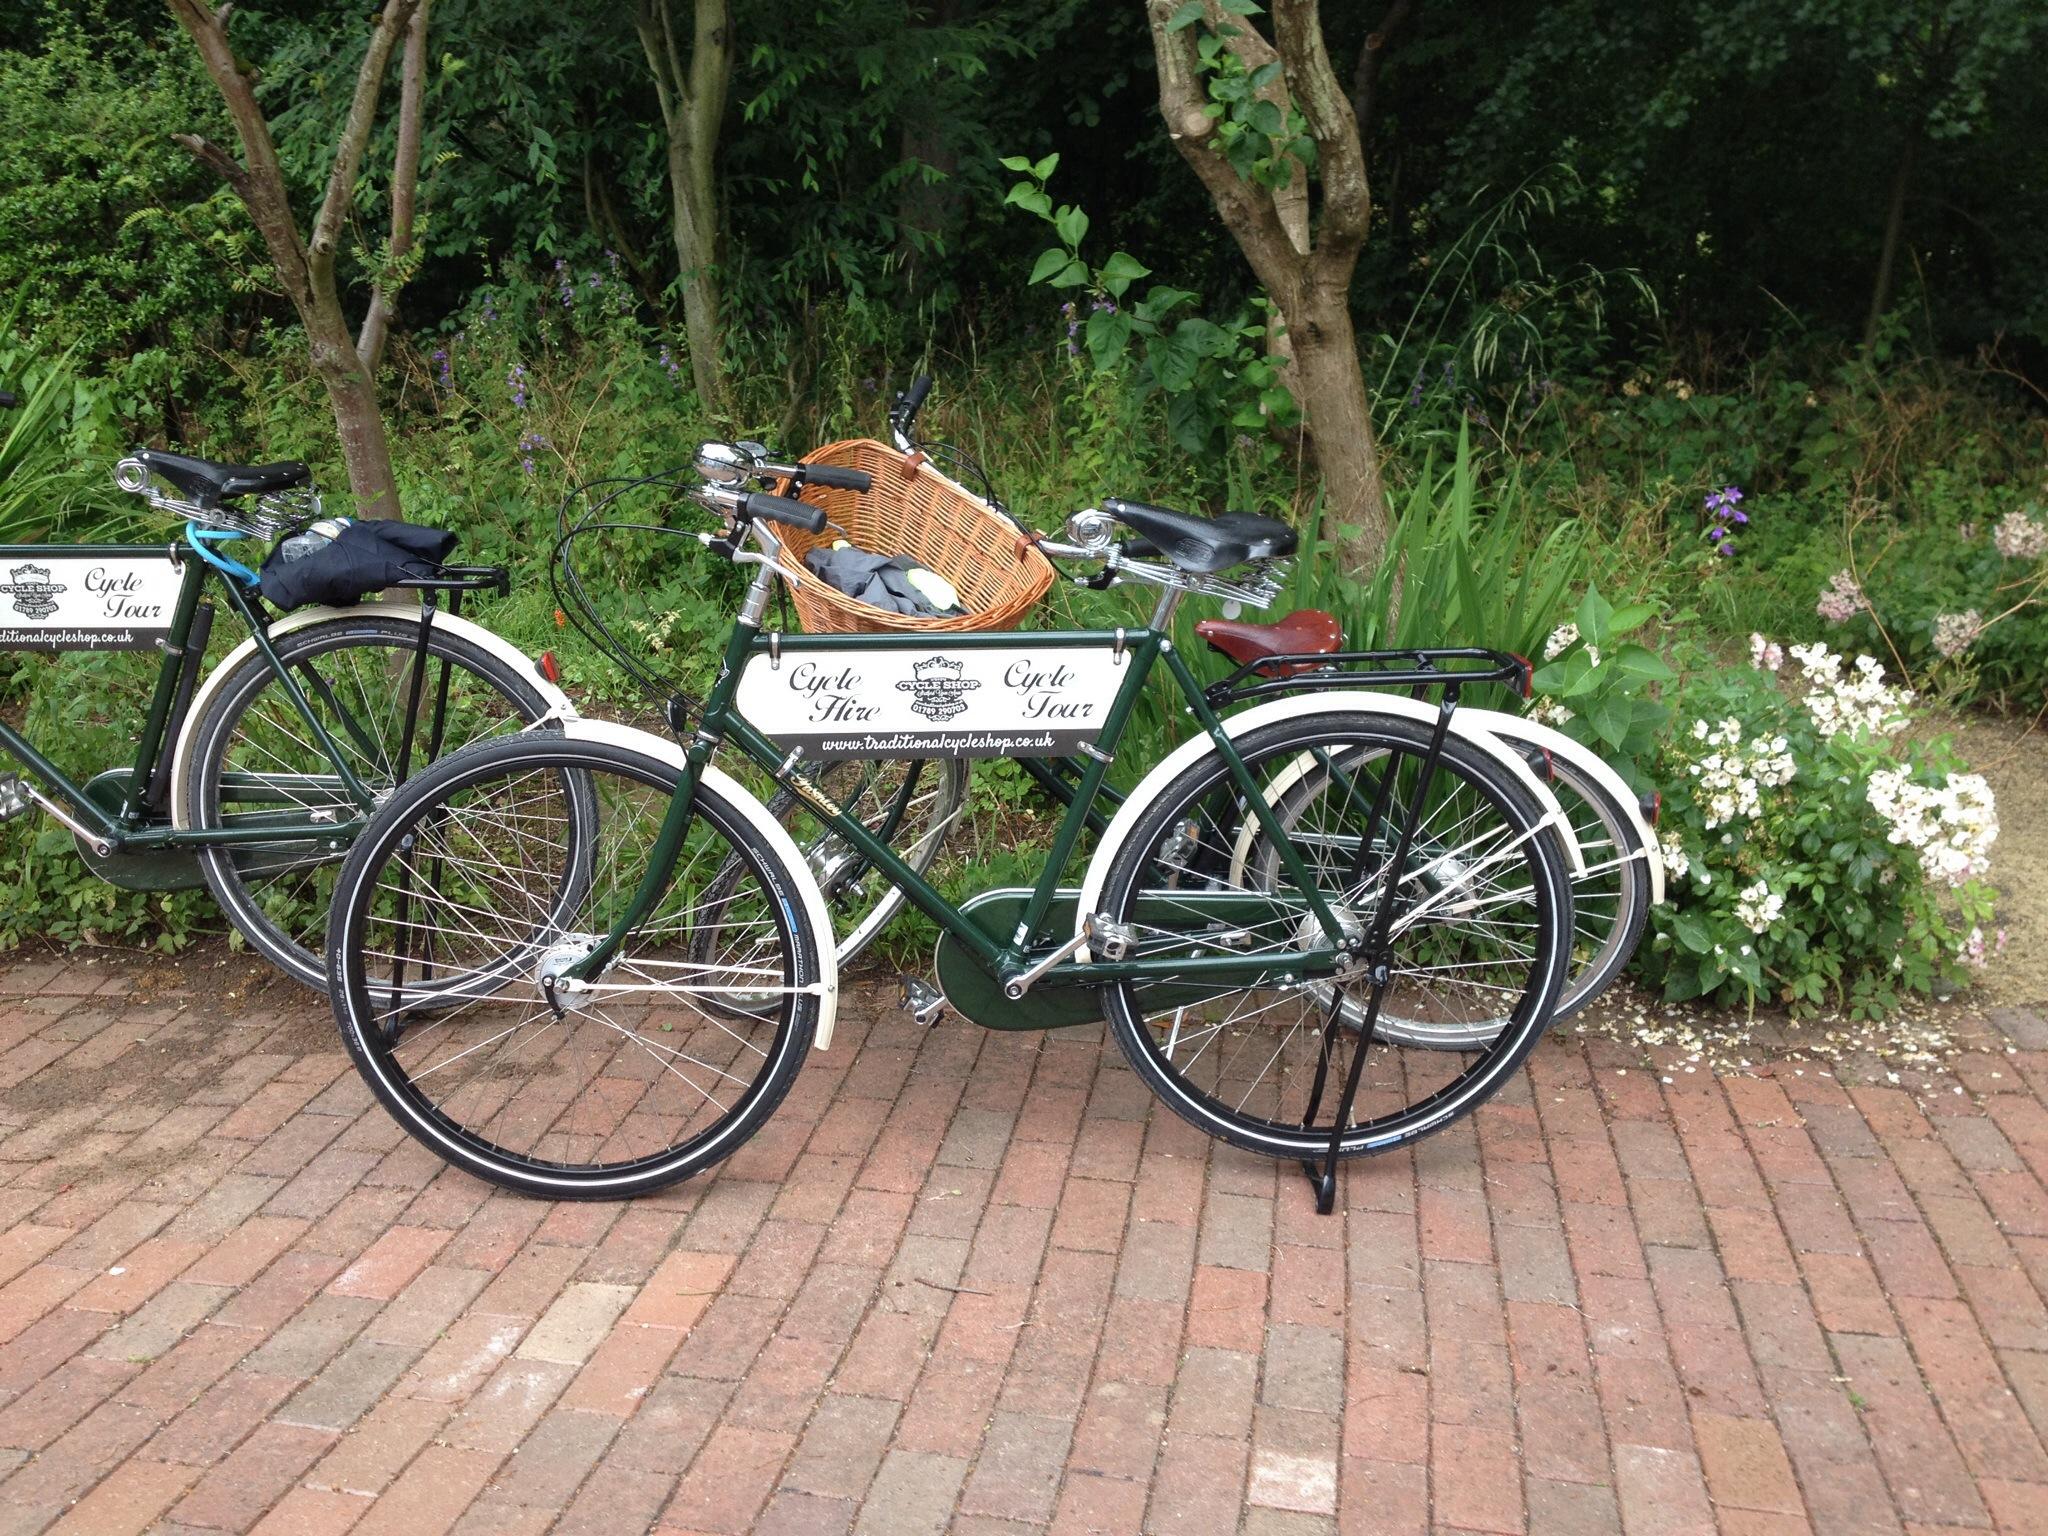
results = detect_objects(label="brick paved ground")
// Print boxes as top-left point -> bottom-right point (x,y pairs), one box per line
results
1,954 -> 2046,1534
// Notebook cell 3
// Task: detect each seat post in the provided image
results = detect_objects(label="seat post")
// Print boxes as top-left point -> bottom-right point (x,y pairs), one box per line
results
1148,586 -> 1185,632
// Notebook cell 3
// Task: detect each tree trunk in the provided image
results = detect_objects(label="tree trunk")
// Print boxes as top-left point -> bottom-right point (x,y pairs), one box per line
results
638,0 -> 732,411
1144,0 -> 1389,568
357,0 -> 430,376
1864,134 -> 1918,350
1290,280 -> 1385,544
665,128 -> 727,409
170,0 -> 419,519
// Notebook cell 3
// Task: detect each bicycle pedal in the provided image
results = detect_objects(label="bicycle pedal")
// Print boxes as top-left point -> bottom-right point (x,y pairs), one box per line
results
0,776 -> 31,825
897,975 -> 948,1028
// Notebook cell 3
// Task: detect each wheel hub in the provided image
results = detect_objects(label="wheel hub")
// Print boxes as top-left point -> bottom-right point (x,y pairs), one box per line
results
534,934 -> 604,1014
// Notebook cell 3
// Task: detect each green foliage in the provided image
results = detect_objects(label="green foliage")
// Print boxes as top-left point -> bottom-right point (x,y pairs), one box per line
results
0,11 -> 249,408
1530,586 -> 1674,773
1002,154 -> 1294,459
0,311 -> 127,544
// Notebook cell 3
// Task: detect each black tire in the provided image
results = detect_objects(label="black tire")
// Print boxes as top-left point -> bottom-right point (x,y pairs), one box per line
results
325,732 -> 820,1199
1096,711 -> 1573,1161
178,612 -> 556,993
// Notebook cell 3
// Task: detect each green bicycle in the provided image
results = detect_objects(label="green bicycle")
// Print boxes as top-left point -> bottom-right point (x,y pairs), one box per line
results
322,442 -> 1582,1204
0,391 -> 569,988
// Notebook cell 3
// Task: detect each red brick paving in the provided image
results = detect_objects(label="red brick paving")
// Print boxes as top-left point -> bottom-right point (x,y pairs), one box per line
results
1,958 -> 2047,1533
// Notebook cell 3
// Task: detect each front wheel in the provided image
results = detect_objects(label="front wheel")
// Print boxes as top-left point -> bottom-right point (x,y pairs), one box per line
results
325,732 -> 821,1199
1094,711 -> 1574,1161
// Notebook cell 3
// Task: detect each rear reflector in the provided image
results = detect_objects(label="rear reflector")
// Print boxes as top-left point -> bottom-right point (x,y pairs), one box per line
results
539,651 -> 561,684
1508,653 -> 1534,697
1641,790 -> 1661,825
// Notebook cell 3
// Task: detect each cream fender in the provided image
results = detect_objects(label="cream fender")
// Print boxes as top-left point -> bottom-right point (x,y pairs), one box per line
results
1457,708 -> 1664,906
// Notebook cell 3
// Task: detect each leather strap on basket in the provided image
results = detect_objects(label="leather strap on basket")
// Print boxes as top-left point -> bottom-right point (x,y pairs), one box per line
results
897,450 -> 927,477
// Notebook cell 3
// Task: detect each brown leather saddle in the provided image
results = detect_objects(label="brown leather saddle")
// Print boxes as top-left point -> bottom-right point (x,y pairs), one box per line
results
1194,607 -> 1344,676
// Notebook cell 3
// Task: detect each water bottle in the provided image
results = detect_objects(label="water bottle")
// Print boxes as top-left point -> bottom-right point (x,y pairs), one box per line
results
278,517 -> 351,563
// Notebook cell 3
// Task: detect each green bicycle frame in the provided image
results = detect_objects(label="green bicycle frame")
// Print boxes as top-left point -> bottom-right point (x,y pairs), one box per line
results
571,611 -> 1355,995
0,542 -> 378,853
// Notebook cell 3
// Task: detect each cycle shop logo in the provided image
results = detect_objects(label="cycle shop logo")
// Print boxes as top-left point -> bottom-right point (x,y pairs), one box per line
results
1,563 -> 66,621
897,655 -> 980,722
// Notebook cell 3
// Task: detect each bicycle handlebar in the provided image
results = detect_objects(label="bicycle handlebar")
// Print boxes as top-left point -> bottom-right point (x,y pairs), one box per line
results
743,491 -> 828,535
798,463 -> 873,492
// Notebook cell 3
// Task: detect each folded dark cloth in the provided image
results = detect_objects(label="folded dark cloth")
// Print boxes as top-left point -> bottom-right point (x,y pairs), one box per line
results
260,520 -> 458,610
804,544 -> 964,618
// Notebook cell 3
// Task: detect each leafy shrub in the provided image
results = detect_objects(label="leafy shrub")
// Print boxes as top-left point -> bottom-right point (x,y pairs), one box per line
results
1632,639 -> 1998,1017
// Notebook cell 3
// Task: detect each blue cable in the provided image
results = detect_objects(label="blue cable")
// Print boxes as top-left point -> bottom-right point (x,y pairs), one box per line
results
185,522 -> 262,587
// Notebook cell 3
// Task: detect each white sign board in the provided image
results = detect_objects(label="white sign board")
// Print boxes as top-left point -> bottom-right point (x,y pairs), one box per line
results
738,645 -> 1126,758
0,552 -> 186,651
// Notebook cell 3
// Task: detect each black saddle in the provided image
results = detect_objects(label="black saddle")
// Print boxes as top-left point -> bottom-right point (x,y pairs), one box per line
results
1101,497 -> 1297,574
136,449 -> 310,509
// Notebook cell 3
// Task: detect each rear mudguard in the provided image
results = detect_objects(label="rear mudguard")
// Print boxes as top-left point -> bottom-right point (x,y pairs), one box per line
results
1072,692 -> 1584,960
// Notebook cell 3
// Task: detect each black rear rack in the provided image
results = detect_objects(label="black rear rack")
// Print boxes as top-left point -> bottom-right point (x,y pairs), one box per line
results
1203,646 -> 1532,709
391,564 -> 511,599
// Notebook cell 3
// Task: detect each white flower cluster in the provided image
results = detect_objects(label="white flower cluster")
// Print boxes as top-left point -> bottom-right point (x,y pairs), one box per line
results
1748,632 -> 1783,672
1543,622 -> 1579,660
1658,831 -> 1690,880
1530,698 -> 1575,727
1683,717 -> 1797,829
1932,609 -> 1983,660
1734,879 -> 1784,934
1993,509 -> 2047,561
1787,642 -> 1911,738
1865,768 -> 1999,887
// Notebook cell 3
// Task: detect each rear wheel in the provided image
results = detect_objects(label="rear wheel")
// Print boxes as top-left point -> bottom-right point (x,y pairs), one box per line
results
179,613 -> 555,992
1244,738 -> 1648,1044
325,733 -> 820,1198
1096,712 -> 1573,1160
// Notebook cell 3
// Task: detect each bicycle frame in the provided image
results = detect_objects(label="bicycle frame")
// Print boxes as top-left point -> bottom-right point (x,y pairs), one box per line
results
0,539 -> 495,857
570,610 -> 1357,995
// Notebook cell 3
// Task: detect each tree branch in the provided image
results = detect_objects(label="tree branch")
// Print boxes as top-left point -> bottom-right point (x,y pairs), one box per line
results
1349,0 -> 1414,151
308,0 -> 421,291
1271,0 -> 1369,276
636,0 -> 678,131
1143,0 -> 1301,301
358,0 -> 429,372
171,132 -> 251,200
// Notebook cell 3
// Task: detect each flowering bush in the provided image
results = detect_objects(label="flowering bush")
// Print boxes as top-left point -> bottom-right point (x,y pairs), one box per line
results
1810,494 -> 2047,704
1640,639 -> 1999,1016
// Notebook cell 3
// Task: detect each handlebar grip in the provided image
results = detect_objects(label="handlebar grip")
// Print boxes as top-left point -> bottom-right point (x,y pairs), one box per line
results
801,464 -> 873,493
902,375 -> 933,414
745,492 -> 827,535
0,391 -> 17,409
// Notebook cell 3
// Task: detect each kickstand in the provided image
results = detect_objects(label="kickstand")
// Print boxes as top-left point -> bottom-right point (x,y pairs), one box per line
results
1294,689 -> 1460,1216
1296,969 -> 1389,1214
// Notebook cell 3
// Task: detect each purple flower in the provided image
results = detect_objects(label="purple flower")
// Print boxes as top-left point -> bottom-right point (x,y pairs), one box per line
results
432,347 -> 452,389
658,344 -> 682,386
604,248 -> 620,273
507,362 -> 528,411
518,430 -> 550,476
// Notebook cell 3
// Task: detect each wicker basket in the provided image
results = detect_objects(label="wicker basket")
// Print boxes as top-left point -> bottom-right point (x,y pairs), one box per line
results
773,438 -> 1054,634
